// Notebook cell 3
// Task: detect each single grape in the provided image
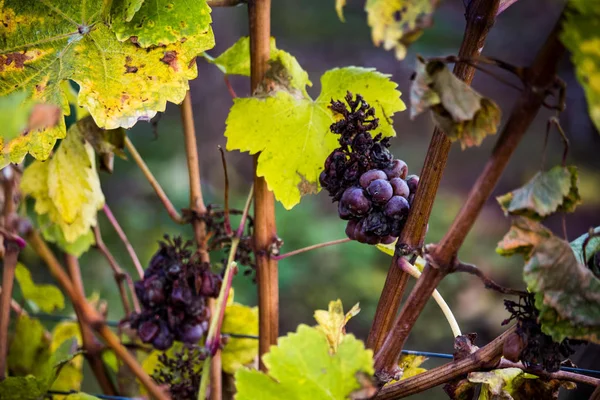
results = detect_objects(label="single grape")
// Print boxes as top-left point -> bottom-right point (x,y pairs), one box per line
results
390,178 -> 410,198
338,201 -> 353,220
359,169 -> 387,188
138,319 -> 159,343
367,179 -> 393,204
353,219 -> 368,244
384,196 -> 410,220
340,187 -> 371,216
384,159 -> 408,180
345,219 -> 358,240
152,322 -> 175,351
363,211 -> 390,237
390,219 -> 404,237
179,323 -> 205,344
408,193 -> 415,206
380,235 -> 396,245
200,272 -> 221,297
406,175 -> 420,193
170,280 -> 192,306
145,275 -> 166,306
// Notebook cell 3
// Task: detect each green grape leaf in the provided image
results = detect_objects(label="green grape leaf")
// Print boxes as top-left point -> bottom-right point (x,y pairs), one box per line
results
39,214 -> 96,257
365,0 -> 439,59
21,123 -> 104,246
0,376 -> 46,400
497,165 -> 581,219
498,219 -> 600,343
336,0 -> 347,22
0,91 -> 63,168
570,226 -> 600,265
50,322 -> 84,397
208,37 -> 311,95
122,0 -> 145,21
561,0 -> 600,133
110,0 -> 213,48
222,302 -> 259,374
468,368 -> 539,399
0,0 -> 215,165
226,66 -> 405,209
8,314 -> 50,376
314,299 -> 360,352
14,262 -> 65,313
234,325 -> 374,400
411,57 -> 501,148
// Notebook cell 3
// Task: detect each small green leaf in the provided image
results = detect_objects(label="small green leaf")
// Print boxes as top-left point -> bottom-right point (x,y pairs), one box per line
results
497,166 -> 581,219
222,303 -> 259,374
365,0 -> 439,59
561,0 -> 600,133
314,299 -> 360,352
234,325 -> 374,400
468,368 -> 538,399
111,0 -> 213,48
226,66 -> 405,209
570,226 -> 600,265
121,0 -> 145,21
14,263 -> 65,313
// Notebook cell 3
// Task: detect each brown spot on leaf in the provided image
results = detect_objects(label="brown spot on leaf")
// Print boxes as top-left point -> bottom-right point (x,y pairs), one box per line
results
120,94 -> 130,104
297,174 -> 319,196
160,51 -> 178,71
0,52 -> 32,72
26,104 -> 61,133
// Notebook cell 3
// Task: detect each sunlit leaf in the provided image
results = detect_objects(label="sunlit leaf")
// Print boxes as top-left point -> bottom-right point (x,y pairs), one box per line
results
226,65 -> 405,209
0,0 -> 215,165
111,0 -> 213,48
222,302 -> 259,374
314,299 -> 360,352
398,354 -> 427,380
497,166 -> 581,219
561,0 -> 600,133
235,325 -> 374,400
14,262 -> 65,313
335,0 -> 347,22
468,368 -> 538,399
365,0 -> 439,59
411,57 -> 501,148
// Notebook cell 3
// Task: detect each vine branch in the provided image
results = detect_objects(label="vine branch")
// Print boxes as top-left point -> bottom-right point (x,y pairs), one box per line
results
271,238 -> 351,261
373,12 -> 566,379
102,204 -> 144,280
497,359 -> 600,387
367,0 -> 501,353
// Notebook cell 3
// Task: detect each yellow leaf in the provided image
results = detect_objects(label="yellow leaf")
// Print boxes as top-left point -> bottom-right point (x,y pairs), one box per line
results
314,299 -> 360,352
222,303 -> 258,374
335,0 -> 347,22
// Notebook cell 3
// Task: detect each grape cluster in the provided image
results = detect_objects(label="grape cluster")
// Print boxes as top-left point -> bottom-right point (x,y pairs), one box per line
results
319,92 -> 419,244
128,236 -> 222,350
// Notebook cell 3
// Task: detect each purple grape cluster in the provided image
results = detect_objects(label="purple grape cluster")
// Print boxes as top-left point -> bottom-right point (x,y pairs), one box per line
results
128,236 -> 221,350
319,92 -> 419,244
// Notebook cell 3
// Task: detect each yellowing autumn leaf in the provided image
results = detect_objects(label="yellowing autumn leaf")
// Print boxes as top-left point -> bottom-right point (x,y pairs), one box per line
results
222,302 -> 259,374
226,66 -> 405,209
411,57 -> 501,148
561,0 -> 600,133
21,124 -> 104,253
365,0 -> 440,59
0,0 -> 214,164
234,325 -> 374,400
314,299 -> 360,352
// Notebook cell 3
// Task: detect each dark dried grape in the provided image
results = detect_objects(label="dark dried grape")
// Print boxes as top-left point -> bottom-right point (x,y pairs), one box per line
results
371,142 -> 393,166
345,219 -> 358,240
359,169 -> 388,188
384,196 -> 410,220
340,187 -> 371,216
145,275 -> 166,306
367,179 -> 393,204
363,211 -> 390,237
179,323 -> 205,344
353,219 -> 368,244
138,320 -> 159,343
170,281 -> 192,306
380,236 -> 396,245
384,159 -> 408,180
390,178 -> 410,198
406,175 -> 419,192
338,201 -> 353,220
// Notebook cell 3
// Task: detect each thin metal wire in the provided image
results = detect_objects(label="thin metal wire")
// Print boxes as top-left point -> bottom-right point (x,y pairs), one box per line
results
31,313 -> 600,377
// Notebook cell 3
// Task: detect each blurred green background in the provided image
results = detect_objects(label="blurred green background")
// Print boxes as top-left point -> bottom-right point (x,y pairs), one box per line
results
17,0 -> 600,398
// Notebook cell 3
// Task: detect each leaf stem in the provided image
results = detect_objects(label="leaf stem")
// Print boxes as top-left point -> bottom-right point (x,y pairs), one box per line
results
65,254 -> 118,396
271,238 -> 351,261
26,230 -> 170,400
455,261 -> 527,296
92,225 -> 140,315
367,0 -> 500,354
102,204 -> 144,280
248,0 -> 279,371
124,137 -> 184,224
373,13 -> 566,380
498,359 -> 600,387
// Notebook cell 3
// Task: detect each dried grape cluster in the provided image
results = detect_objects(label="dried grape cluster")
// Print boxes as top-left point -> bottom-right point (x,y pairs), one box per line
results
319,92 -> 419,244
128,236 -> 222,350
152,345 -> 206,400
502,294 -> 583,372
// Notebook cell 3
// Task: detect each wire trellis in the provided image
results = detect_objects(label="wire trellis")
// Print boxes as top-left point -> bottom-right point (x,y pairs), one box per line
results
27,312 -> 599,400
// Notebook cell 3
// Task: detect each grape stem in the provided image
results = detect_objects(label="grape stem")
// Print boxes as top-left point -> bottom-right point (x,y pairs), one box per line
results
124,137 -> 185,224
219,147 -> 233,236
373,14 -> 566,380
102,204 -> 144,280
454,261 -> 527,296
498,359 -> 600,387
26,230 -> 170,400
367,0 -> 501,355
397,257 -> 461,338
198,185 -> 254,400
271,238 -> 351,261
92,225 -> 140,315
